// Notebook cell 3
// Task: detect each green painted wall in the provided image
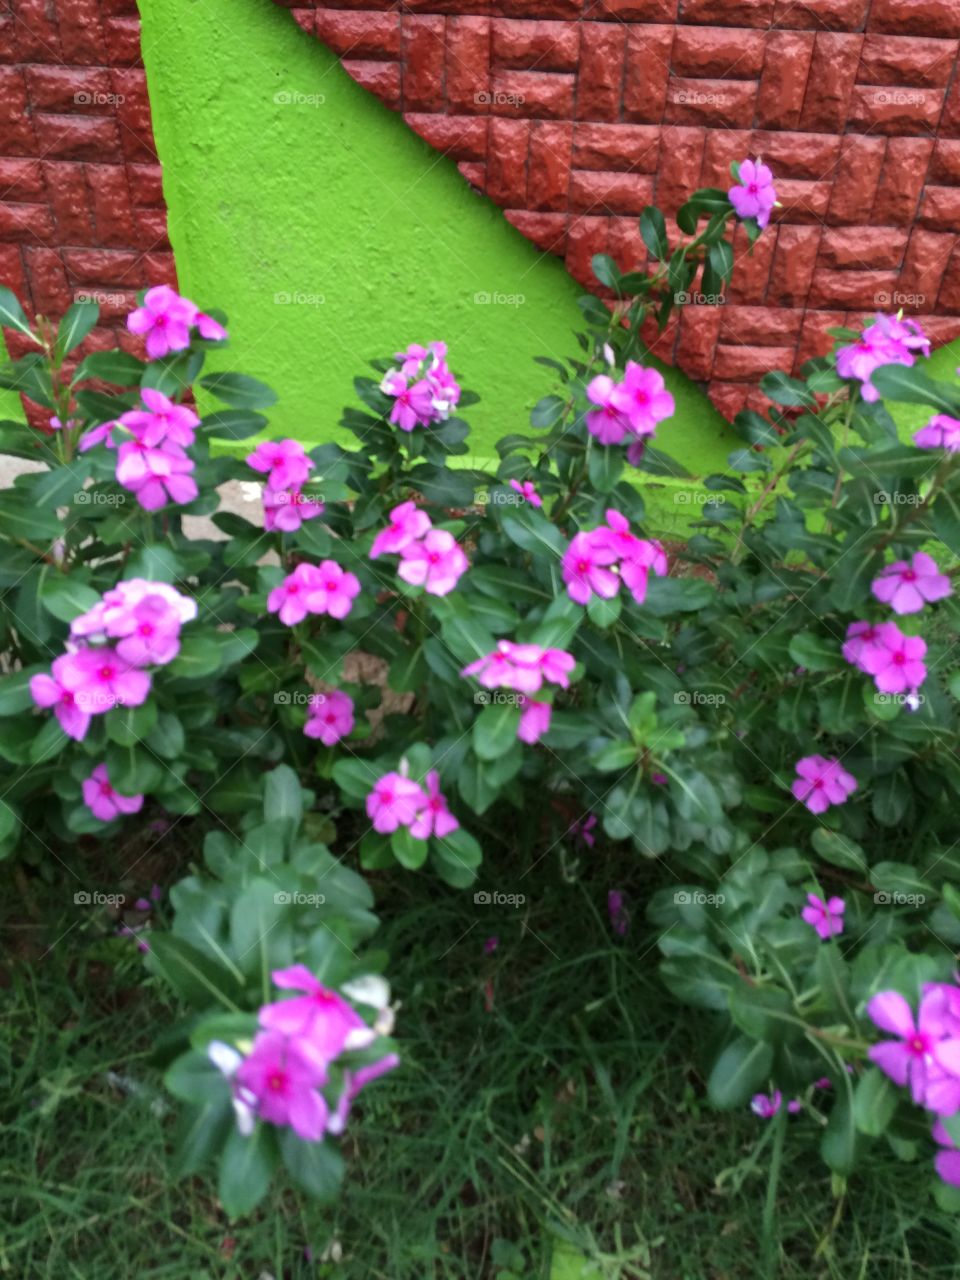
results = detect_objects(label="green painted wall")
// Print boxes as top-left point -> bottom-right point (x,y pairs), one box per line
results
137,0 -> 735,480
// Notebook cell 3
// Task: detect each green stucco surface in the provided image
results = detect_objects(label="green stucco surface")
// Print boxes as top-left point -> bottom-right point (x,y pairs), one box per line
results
137,0 -> 736,478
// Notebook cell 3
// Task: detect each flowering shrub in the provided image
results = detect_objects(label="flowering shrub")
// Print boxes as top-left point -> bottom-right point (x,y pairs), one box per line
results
2,156 -> 960,1213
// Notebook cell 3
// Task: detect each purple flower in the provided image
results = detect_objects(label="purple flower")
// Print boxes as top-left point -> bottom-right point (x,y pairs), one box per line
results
118,387 -> 199,450
933,1121 -> 960,1187
509,478 -> 542,507
867,988 -> 960,1115
563,530 -> 619,606
247,438 -> 313,492
366,772 -> 427,835
915,413 -> 960,453
871,553 -> 951,615
484,935 -> 499,955
304,690 -> 355,746
858,622 -> 927,695
610,363 -> 675,439
800,892 -> 845,940
728,158 -> 777,229
791,756 -> 857,814
326,1053 -> 400,1136
115,439 -> 198,511
410,769 -> 459,839
82,763 -> 144,822
370,500 -> 432,559
267,561 -> 361,625
263,486 -> 324,533
569,813 -> 597,848
516,696 -> 551,745
836,313 -> 929,402
126,285 -> 197,360
608,889 -> 629,937
397,528 -> 469,596
234,1030 -> 330,1141
259,964 -> 373,1064
585,374 -> 630,445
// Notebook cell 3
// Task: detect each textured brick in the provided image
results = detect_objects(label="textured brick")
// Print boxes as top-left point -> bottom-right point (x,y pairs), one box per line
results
653,126 -> 705,212
63,249 -> 146,286
527,122 -> 572,210
491,18 -> 579,70
316,11 -> 400,58
572,123 -> 660,170
827,136 -> 886,224
930,140 -> 960,182
23,247 -> 72,316
404,113 -> 487,160
589,0 -> 677,16
565,215 -> 609,286
486,118 -> 531,204
714,344 -> 796,380
752,132 -> 840,181
623,25 -> 674,123
859,35 -> 958,87
679,0 -> 773,24
867,0 -> 960,39
504,210 -> 568,252
809,269 -> 899,309
727,221 -> 777,303
848,84 -> 942,134
34,114 -> 121,162
43,160 -> 95,241
575,22 -> 624,120
666,79 -> 756,128
570,170 -> 654,214
768,226 -> 820,307
491,70 -> 575,118
675,307 -> 723,381
901,229 -> 956,308
819,228 -> 908,270
343,59 -> 401,109
607,216 -> 647,273
0,202 -> 56,242
919,187 -> 960,231
798,34 -> 863,133
756,32 -> 815,129
871,138 -> 935,225
446,17 -> 490,114
0,158 -> 44,202
773,0 -> 868,30
401,16 -> 445,113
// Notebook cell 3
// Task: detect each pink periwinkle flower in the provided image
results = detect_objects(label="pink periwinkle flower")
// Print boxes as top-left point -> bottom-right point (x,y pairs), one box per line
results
118,388 -> 199,450
77,419 -> 117,453
842,621 -> 889,673
234,1030 -> 329,1141
72,579 -> 195,649
304,690 -> 355,746
397,529 -> 469,596
871,552 -> 951,615
381,371 -> 436,431
611,363 -> 675,439
267,563 -> 320,626
29,654 -> 93,741
326,1052 -> 401,1136
462,641 -> 575,696
570,813 -> 597,848
867,988 -> 960,1115
369,500 -> 432,559
194,311 -> 227,342
267,561 -> 361,626
384,342 -> 460,426
82,763 -> 144,823
855,621 -> 928,695
126,285 -> 197,359
750,1091 -> 781,1118
791,756 -> 857,814
728,158 -> 777,229
836,313 -> 929,402
246,438 -> 313,492
585,374 -> 630,445
608,889 -> 629,938
509,479 -> 542,507
366,771 -> 428,835
563,530 -> 619,606
260,964 -> 373,1064
800,892 -> 845,940
915,413 -> 960,453
263,486 -> 324,533
516,696 -> 551,745
115,439 -> 198,511
933,1121 -> 960,1187
484,935 -> 500,955
409,769 -> 459,840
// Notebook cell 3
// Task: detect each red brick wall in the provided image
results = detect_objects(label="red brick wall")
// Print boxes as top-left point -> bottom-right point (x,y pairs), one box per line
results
282,0 -> 960,418
0,0 -> 173,371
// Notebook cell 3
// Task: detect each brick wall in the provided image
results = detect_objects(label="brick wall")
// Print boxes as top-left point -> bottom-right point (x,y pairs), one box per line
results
282,0 -> 960,418
0,0 -> 173,380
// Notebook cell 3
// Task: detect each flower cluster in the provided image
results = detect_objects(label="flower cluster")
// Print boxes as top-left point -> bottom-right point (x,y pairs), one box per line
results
370,500 -> 468,597
836,312 -> 931,402
585,362 -> 674,461
867,984 -> 960,1188
380,341 -> 460,431
461,640 -> 576,745
30,579 -> 196,741
209,967 -> 397,1142
303,690 -> 355,746
267,561 -> 361,626
366,769 -> 458,839
82,762 -> 144,823
247,438 -> 323,533
563,509 -> 667,607
791,755 -> 857,816
127,284 -> 227,360
80,387 -> 201,512
843,621 -> 927,698
728,158 -> 777,230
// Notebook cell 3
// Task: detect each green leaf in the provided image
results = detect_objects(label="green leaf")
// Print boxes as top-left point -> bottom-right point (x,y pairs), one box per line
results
870,363 -> 960,414
146,934 -> 245,1009
55,300 -> 98,358
853,1066 -> 898,1137
728,983 -> 796,1044
218,1124 -> 277,1220
821,1093 -> 858,1175
279,1130 -> 344,1200
0,666 -> 46,715
332,757 -> 378,801
840,445 -> 937,479
639,206 -> 669,261
199,372 -> 278,410
39,575 -> 101,623
788,631 -> 840,673
165,1051 -> 228,1104
230,879 -> 291,981
105,699 -> 158,748
73,349 -> 146,385
263,764 -> 303,826
200,409 -> 269,440
588,445 -> 623,493
167,635 -> 223,680
391,824 -> 429,870
170,1099 -> 233,1178
761,371 -> 817,408
0,286 -> 37,341
591,253 -> 621,290
707,1036 -> 774,1109
530,395 -> 567,429
473,701 -> 520,761
811,827 -> 867,872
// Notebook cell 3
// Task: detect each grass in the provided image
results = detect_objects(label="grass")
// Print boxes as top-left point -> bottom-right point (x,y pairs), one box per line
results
3,836 -> 960,1279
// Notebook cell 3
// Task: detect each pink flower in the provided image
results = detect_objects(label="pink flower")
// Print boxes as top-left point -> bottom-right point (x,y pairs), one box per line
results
246,439 -> 312,492
585,374 -> 629,444
397,529 -> 469,596
305,559 -> 362,619
58,647 -> 151,717
842,621 -> 889,672
915,413 -> 960,453
366,771 -> 427,834
562,530 -> 619,606
126,285 -> 197,360
369,500 -> 432,559
933,1121 -> 960,1187
263,487 -> 324,533
82,763 -> 144,822
867,989 -> 960,1115
71,579 -> 195,647
118,388 -> 199,450
115,439 -> 198,511
801,892 -> 845,940
267,563 -> 322,626
111,595 -> 183,667
509,479 -> 542,507
326,1052 -> 400,1136
304,690 -> 354,746
517,696 -> 551,744
410,769 -> 459,839
259,964 -> 373,1063
381,371 -> 436,431
871,553 -> 951,615
484,935 -> 499,955
858,622 -> 927,695
608,889 -> 629,937
29,654 -> 93,740
194,311 -> 227,341
610,363 -> 675,439
836,314 -> 929,402
791,756 -> 857,814
77,420 -> 117,453
569,813 -> 597,848
461,642 -> 575,696
594,511 -> 668,605
728,158 -> 777,229
234,1030 -> 330,1141
750,1091 -> 782,1118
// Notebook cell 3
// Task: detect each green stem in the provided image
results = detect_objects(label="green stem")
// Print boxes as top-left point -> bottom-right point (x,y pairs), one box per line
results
761,1107 -> 787,1276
